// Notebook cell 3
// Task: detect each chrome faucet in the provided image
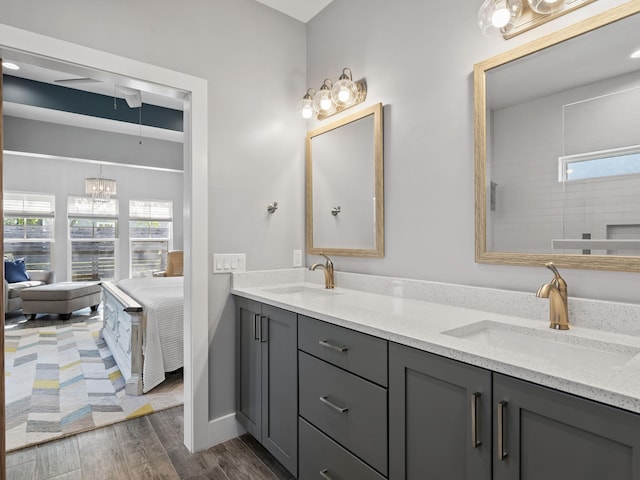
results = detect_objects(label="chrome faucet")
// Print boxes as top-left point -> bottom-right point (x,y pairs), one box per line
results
310,253 -> 335,289
536,262 -> 569,330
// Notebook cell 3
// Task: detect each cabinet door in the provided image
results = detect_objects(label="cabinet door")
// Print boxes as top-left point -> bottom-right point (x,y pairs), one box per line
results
261,304 -> 298,477
236,298 -> 262,439
389,343 -> 492,480
494,373 -> 640,480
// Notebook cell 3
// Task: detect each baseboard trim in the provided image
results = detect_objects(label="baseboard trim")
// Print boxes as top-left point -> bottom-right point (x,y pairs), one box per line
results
208,413 -> 246,447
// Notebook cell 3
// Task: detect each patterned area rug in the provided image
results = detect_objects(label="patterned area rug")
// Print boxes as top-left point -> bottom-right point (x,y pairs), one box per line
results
5,320 -> 184,452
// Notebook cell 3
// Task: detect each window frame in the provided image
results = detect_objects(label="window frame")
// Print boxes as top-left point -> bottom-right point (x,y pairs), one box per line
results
128,199 -> 173,278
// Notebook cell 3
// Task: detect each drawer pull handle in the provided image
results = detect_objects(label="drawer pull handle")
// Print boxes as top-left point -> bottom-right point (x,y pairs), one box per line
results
319,395 -> 349,413
497,401 -> 508,461
253,314 -> 260,341
471,392 -> 481,448
318,339 -> 349,352
319,469 -> 335,480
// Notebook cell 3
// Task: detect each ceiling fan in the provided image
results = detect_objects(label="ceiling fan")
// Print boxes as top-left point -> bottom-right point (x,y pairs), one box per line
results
55,77 -> 142,108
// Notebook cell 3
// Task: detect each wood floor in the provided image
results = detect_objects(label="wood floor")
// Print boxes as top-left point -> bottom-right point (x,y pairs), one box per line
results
6,406 -> 295,480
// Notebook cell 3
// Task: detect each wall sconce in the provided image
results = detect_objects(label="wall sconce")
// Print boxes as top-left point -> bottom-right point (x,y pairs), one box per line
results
478,0 -> 595,39
297,67 -> 367,121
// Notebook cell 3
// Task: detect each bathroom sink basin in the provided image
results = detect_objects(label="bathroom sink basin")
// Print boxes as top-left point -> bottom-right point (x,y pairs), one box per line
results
261,285 -> 341,296
444,320 -> 640,369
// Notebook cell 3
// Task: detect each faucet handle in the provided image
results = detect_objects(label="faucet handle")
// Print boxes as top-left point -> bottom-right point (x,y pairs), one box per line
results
545,262 -> 567,291
320,252 -> 333,266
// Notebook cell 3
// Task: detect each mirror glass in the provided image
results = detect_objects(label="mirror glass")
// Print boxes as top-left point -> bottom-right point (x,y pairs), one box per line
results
306,103 -> 384,257
475,3 -> 640,271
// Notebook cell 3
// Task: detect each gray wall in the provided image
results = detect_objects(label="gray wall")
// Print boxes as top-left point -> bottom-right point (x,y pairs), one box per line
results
0,0 -> 306,426
4,116 -> 183,171
306,0 -> 638,304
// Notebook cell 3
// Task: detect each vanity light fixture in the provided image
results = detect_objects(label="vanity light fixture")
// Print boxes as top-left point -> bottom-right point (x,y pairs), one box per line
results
478,0 -> 595,39
2,61 -> 20,70
297,67 -> 367,120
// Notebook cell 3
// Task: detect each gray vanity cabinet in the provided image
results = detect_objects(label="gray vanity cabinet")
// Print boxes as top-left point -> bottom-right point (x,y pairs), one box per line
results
493,373 -> 640,480
298,315 -> 388,479
236,297 -> 298,476
389,343 -> 492,480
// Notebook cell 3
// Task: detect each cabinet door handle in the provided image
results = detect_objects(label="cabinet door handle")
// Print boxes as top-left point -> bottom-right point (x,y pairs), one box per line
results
318,339 -> 349,352
471,392 -> 481,448
497,401 -> 508,461
319,469 -> 335,480
319,395 -> 349,413
260,315 -> 268,343
253,314 -> 260,340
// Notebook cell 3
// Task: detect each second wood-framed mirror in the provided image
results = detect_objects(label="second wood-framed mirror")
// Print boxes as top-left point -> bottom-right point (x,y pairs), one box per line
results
475,2 -> 640,272
306,102 -> 384,257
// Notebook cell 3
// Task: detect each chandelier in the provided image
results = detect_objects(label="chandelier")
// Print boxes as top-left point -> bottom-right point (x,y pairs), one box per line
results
85,165 -> 117,201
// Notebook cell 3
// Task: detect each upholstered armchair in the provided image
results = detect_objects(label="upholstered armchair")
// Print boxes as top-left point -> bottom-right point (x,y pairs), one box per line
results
152,251 -> 184,277
4,270 -> 56,313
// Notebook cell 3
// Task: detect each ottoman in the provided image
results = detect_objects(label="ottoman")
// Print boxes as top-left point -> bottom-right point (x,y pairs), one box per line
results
21,281 -> 102,320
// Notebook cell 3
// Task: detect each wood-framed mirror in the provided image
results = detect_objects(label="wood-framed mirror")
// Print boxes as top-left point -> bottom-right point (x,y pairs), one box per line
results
306,102 -> 384,257
475,2 -> 640,272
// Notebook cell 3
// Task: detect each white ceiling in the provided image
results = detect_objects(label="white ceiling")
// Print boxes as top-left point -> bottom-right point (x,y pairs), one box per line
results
254,0 -> 334,22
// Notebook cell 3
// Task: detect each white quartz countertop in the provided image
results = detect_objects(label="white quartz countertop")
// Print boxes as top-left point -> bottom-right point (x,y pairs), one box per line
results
232,282 -> 640,414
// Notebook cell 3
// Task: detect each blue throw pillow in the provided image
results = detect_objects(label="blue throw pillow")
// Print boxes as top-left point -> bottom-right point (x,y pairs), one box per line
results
4,258 -> 30,283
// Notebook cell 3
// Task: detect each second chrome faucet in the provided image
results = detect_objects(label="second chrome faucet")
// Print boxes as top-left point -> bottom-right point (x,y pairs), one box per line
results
536,262 -> 569,330
310,253 -> 335,289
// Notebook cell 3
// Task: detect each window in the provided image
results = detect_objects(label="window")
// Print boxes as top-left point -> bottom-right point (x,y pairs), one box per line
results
129,200 -> 173,277
4,192 -> 55,270
559,146 -> 640,182
68,196 -> 118,281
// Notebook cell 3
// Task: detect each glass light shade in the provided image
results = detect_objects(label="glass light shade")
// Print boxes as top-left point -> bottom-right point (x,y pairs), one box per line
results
331,69 -> 359,107
527,0 -> 564,14
312,80 -> 336,116
478,0 -> 523,36
296,97 -> 315,119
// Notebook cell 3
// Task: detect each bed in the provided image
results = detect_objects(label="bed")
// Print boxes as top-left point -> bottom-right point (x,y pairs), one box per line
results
101,276 -> 184,395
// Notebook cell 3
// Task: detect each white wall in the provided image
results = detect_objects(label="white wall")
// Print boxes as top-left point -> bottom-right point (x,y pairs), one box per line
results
0,0 -> 307,433
4,152 -> 184,281
306,0 -> 639,304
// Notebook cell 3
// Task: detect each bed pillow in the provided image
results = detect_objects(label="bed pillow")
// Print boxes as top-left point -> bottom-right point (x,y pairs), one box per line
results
4,257 -> 31,283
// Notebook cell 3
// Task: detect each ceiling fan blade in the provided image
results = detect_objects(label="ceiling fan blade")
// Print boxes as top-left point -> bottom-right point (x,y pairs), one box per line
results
55,77 -> 102,85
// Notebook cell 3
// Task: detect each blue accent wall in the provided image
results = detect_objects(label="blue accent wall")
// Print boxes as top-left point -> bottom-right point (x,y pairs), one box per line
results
3,75 -> 183,132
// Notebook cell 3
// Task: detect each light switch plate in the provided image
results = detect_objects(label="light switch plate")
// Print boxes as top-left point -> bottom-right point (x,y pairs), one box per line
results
293,250 -> 302,267
213,253 -> 246,274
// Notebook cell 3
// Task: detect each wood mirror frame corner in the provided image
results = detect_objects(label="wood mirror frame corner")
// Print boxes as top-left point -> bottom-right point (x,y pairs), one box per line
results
474,2 -> 640,272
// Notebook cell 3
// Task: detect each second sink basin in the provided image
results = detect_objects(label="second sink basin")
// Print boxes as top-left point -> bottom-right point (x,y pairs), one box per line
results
444,320 -> 640,369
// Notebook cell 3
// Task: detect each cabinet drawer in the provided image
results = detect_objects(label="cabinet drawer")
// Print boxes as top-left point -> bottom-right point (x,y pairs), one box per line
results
299,417 -> 386,480
299,352 -> 388,476
298,315 -> 388,386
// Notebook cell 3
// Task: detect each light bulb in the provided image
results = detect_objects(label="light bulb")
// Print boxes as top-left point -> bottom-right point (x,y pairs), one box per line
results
337,89 -> 351,102
491,8 -> 511,28
320,96 -> 333,110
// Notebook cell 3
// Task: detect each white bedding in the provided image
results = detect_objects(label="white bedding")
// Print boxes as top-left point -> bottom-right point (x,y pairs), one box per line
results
117,276 -> 184,393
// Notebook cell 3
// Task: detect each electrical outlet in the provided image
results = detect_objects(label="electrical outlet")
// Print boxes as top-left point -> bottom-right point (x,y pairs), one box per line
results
293,250 -> 302,267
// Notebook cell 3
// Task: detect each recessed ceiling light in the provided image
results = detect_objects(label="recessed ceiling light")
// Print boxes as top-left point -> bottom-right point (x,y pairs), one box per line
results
2,61 -> 20,70
631,49 -> 640,59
